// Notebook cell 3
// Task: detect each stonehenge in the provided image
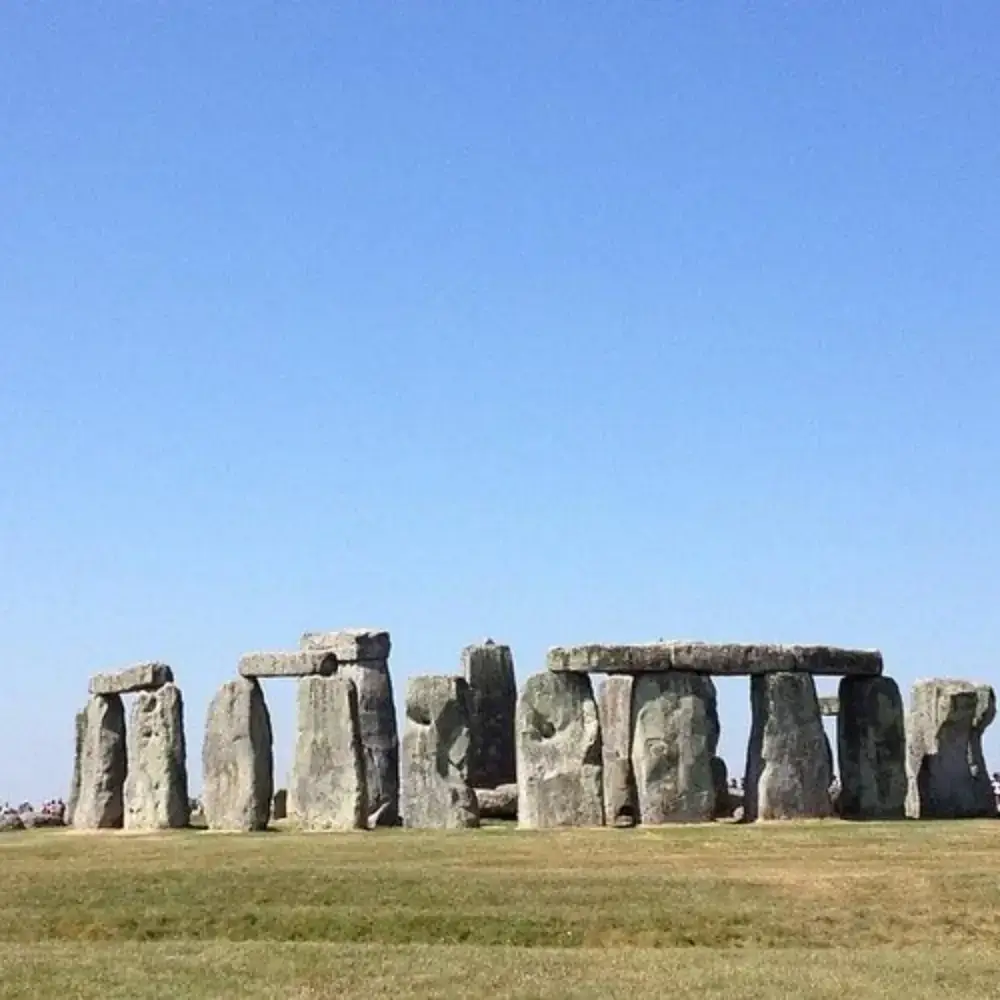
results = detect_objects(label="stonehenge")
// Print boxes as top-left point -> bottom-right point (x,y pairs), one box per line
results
401,675 -> 479,828
66,633 -> 996,835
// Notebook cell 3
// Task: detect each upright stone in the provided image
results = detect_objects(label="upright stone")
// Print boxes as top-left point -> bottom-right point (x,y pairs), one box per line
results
124,683 -> 190,830
906,679 -> 997,818
67,706 -> 88,827
631,672 -> 719,823
401,675 -> 479,828
202,678 -> 274,832
597,676 -> 637,826
289,676 -> 367,830
516,673 -> 604,828
299,629 -> 399,828
73,695 -> 126,830
462,640 -> 517,789
837,676 -> 906,820
744,672 -> 832,821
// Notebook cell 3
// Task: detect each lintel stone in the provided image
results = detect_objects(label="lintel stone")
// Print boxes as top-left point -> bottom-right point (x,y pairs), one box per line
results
299,629 -> 391,663
546,642 -> 882,677
89,662 -> 174,696
238,651 -> 337,679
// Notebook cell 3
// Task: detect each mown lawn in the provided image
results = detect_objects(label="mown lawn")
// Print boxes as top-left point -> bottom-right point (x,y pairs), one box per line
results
0,821 -> 998,998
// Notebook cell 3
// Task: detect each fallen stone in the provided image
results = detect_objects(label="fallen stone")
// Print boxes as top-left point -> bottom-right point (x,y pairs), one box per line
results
289,676 -> 367,830
124,683 -> 190,830
462,640 -> 517,790
597,676 -> 637,827
272,788 -> 288,820
631,672 -> 719,823
299,628 -> 391,662
0,813 -> 24,833
744,672 -> 833,821
88,662 -> 174,696
401,675 -> 479,829
238,651 -> 337,679
202,677 -> 274,832
906,679 -> 997,818
73,694 -> 127,830
66,706 -> 88,827
547,642 -> 882,677
837,676 -> 906,820
474,783 -> 518,820
516,673 -> 604,828
819,696 -> 840,717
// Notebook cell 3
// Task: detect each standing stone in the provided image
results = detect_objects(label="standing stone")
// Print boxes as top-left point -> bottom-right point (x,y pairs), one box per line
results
711,756 -> 733,818
66,706 -> 88,827
906,679 -> 997,818
597,676 -> 637,826
516,673 -> 603,828
289,676 -> 367,830
401,675 -> 479,829
73,695 -> 127,830
744,672 -> 832,821
631,672 -> 719,824
462,640 -> 517,789
272,789 -> 288,820
298,629 -> 399,828
124,683 -> 190,830
202,678 -> 274,832
837,676 -> 906,820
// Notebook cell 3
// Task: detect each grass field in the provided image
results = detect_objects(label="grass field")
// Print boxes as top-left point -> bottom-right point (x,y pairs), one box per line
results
0,821 -> 998,998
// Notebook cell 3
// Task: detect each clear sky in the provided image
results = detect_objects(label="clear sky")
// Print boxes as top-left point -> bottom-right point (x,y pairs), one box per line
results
2,3 -> 998,803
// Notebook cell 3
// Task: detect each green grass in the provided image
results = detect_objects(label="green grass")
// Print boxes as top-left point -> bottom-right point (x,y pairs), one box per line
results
1,822 -> 999,997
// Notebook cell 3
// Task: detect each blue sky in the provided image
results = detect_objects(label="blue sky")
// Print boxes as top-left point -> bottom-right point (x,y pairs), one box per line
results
2,3 -> 998,803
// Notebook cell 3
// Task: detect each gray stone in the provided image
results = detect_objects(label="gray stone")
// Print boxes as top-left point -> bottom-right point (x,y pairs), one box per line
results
474,783 -> 518,820
401,675 -> 479,829
819,696 -> 840,717
73,694 -> 127,830
88,662 -> 173,696
66,706 -> 88,827
516,673 -> 604,829
906,679 -> 997,819
299,628 -> 391,662
238,651 -> 337,679
272,788 -> 288,820
631,672 -> 719,823
837,676 -> 906,820
336,659 -> 399,827
289,676 -> 367,830
547,642 -> 882,677
744,672 -> 833,821
0,813 -> 24,833
202,678 -> 274,832
462,640 -> 517,789
711,757 -> 736,818
124,683 -> 190,830
596,676 -> 637,826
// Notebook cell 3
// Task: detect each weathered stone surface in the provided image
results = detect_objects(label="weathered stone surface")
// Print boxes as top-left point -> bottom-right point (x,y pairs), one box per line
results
837,676 -> 906,820
66,706 -> 88,827
299,628 -> 391,662
336,659 -> 399,827
547,642 -> 882,677
711,756 -> 736,818
124,683 -> 190,830
202,678 -> 274,832
238,651 -> 337,679
289,676 -> 367,830
462,640 -> 517,790
73,694 -> 127,830
474,783 -> 518,820
0,813 -> 25,833
631,673 -> 719,823
906,679 -> 997,819
516,673 -> 604,828
819,696 -> 840,717
401,675 -> 479,829
597,676 -> 637,827
744,673 -> 833,821
88,662 -> 173,696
